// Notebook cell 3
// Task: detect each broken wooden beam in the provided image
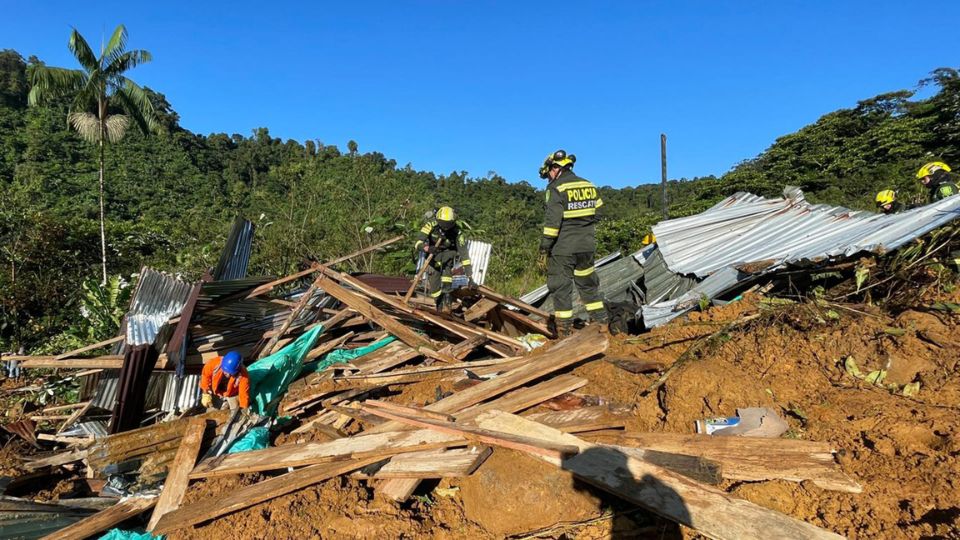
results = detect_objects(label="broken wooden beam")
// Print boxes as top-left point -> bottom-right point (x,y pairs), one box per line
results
589,432 -> 861,493
147,417 -> 207,531
352,447 -> 492,479
315,273 -> 452,361
154,456 -> 383,535
40,496 -> 157,540
360,406 -> 580,461
189,428 -> 463,479
476,411 -> 843,540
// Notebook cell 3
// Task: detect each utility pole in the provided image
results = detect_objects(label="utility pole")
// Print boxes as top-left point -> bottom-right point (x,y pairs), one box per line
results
660,133 -> 668,220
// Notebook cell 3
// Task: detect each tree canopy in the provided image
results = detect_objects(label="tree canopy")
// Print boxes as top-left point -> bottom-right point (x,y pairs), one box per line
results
1,46 -> 958,351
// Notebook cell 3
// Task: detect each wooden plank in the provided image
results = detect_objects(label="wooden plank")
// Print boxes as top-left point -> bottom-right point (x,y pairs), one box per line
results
189,429 -> 463,479
476,411 -> 843,540
8,355 -> 126,369
496,307 -> 554,338
42,402 -> 91,413
56,401 -> 93,435
306,331 -> 355,361
261,275 -> 323,358
23,448 -> 90,471
154,456 -> 383,535
364,399 -> 457,422
352,447 -> 491,479
478,284 -> 552,320
316,273 -> 449,360
36,434 -> 94,445
41,496 -> 157,540
318,266 -> 525,354
591,432 -> 861,493
525,406 -> 628,433
377,373 -> 591,501
54,336 -> 124,360
146,417 -> 207,531
360,406 -> 580,460
464,298 -> 499,323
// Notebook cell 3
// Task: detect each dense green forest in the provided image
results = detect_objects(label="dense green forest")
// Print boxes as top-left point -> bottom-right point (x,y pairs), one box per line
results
1,47 -> 958,352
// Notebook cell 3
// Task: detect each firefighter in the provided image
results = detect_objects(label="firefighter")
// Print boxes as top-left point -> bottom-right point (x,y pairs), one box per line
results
917,162 -> 959,202
538,149 -> 607,337
415,206 -> 472,312
199,351 -> 250,410
875,190 -> 903,214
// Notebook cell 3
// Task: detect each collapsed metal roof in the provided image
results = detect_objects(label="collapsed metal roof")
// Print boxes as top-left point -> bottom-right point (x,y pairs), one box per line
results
641,189 -> 960,327
125,268 -> 194,347
653,187 -> 960,279
213,217 -> 255,281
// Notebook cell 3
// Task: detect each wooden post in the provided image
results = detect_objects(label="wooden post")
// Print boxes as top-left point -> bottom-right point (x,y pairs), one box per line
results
660,133 -> 668,220
404,236 -> 443,304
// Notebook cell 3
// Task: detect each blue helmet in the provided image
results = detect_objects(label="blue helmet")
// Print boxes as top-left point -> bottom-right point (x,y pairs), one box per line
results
220,351 -> 242,376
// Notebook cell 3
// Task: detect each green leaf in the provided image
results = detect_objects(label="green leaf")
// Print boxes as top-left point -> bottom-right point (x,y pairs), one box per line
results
855,266 -> 870,291
843,356 -> 861,378
864,370 -> 887,385
902,382 -> 921,397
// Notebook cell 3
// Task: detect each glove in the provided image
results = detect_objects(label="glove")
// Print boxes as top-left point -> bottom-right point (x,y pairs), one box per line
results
424,244 -> 436,255
201,393 -> 213,408
537,251 -> 549,273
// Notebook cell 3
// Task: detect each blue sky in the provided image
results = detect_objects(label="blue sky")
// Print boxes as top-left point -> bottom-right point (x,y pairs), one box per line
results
3,1 -> 959,187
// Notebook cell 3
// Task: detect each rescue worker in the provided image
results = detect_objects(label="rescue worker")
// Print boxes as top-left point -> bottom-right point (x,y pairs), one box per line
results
538,149 -> 608,336
199,350 -> 250,410
875,190 -> 903,214
415,206 -> 472,312
917,162 -> 959,202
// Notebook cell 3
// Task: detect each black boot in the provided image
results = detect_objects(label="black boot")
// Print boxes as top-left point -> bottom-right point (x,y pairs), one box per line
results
555,319 -> 574,339
440,292 -> 452,314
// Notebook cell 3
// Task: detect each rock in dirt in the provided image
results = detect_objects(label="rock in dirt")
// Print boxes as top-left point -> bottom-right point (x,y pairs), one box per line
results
458,448 -> 603,536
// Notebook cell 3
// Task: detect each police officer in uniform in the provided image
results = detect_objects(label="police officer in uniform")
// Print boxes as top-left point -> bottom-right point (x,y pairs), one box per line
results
537,150 -> 607,336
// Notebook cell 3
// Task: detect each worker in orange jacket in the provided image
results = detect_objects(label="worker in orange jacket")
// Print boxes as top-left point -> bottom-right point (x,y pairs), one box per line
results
199,351 -> 250,410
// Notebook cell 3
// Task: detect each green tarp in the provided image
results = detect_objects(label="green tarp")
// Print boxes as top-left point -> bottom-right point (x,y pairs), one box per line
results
247,325 -> 325,416
312,335 -> 396,373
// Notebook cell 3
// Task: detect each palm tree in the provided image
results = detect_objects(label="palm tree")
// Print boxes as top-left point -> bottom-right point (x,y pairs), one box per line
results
28,24 -> 160,284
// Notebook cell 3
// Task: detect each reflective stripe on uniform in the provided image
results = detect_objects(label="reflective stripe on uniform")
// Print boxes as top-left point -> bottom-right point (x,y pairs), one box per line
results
573,267 -> 594,277
430,290 -> 442,298
563,208 -> 597,218
584,301 -> 604,311
415,240 -> 424,248
596,198 -> 604,208
556,181 -> 594,192
543,227 -> 559,237
461,259 -> 471,266
441,276 -> 454,283
420,224 -> 433,234
554,310 -> 574,319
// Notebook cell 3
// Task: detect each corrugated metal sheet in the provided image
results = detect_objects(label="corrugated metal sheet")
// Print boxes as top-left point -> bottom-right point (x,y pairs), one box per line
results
160,372 -> 201,412
213,217 -> 255,281
520,251 -> 623,305
642,248 -> 698,304
125,268 -> 194,347
538,254 -> 645,318
642,267 -> 747,328
91,370 -> 166,413
653,188 -> 960,278
465,240 -> 492,285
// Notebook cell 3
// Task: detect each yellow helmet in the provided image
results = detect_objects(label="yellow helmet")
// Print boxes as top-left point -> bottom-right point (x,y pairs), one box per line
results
875,190 -> 896,206
538,149 -> 576,179
917,161 -> 951,179
436,206 -> 456,223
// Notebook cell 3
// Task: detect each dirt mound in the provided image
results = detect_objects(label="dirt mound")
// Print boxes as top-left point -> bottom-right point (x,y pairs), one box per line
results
458,448 -> 603,536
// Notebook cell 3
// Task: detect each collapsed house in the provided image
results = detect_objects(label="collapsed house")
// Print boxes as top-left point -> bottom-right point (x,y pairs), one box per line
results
3,188 -> 959,539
